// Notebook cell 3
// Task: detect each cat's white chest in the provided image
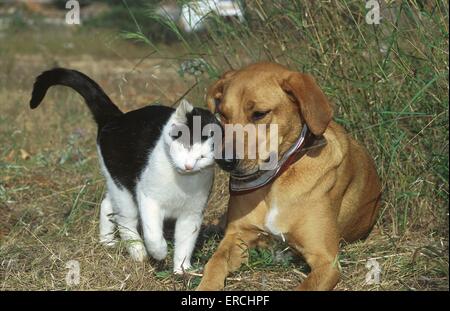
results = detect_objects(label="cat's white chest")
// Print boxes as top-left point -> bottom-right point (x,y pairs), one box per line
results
137,138 -> 213,216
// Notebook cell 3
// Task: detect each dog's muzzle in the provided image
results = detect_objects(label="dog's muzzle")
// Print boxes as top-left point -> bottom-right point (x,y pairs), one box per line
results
227,125 -> 327,195
216,157 -> 239,172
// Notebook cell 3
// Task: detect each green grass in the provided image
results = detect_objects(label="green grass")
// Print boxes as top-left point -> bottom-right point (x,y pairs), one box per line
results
139,0 -> 449,235
0,0 -> 448,290
134,0 -> 449,236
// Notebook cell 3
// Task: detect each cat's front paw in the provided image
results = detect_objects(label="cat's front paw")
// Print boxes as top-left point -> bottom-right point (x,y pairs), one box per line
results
127,242 -> 148,262
99,234 -> 118,248
173,261 -> 192,275
145,239 -> 168,261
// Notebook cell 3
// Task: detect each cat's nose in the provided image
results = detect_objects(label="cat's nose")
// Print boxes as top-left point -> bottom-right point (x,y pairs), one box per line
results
184,164 -> 193,171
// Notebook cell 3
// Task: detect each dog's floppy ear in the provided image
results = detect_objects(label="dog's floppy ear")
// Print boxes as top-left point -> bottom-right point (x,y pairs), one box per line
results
206,70 -> 236,113
281,73 -> 333,136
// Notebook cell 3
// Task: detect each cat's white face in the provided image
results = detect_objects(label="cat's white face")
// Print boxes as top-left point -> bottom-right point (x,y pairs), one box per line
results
163,100 -> 216,174
168,138 -> 215,174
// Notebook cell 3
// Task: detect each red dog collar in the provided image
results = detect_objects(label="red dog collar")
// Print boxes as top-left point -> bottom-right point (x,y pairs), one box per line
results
229,125 -> 326,195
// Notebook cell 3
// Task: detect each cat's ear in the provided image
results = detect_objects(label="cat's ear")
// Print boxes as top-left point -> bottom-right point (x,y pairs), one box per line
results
174,99 -> 194,122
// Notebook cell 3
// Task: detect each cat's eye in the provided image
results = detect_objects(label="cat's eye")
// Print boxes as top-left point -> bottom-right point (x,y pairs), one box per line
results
171,132 -> 182,139
170,124 -> 183,139
251,110 -> 271,121
204,130 -> 213,138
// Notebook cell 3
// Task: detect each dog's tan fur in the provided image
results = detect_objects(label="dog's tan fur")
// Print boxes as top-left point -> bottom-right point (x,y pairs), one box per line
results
197,62 -> 382,291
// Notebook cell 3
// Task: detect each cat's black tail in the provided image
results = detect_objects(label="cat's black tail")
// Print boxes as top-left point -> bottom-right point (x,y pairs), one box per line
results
30,68 -> 123,128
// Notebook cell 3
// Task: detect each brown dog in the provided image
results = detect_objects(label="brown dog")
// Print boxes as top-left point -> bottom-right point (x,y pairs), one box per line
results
197,62 -> 382,291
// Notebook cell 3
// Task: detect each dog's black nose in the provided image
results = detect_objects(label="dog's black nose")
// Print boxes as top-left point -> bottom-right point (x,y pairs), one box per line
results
216,158 -> 238,172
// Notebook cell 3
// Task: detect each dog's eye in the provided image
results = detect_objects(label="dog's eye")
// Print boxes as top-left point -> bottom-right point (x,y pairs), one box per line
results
214,98 -> 221,108
251,110 -> 271,121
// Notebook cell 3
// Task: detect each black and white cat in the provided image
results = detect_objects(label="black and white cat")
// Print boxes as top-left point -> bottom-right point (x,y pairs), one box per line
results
30,68 -> 219,273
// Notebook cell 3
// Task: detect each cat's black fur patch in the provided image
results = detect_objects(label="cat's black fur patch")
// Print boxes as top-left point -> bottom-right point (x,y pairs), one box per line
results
98,105 -> 174,193
30,68 -> 219,195
185,107 -> 218,144
99,106 -> 220,194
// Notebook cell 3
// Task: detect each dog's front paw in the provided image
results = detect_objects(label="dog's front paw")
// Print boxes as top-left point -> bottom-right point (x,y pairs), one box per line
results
196,278 -> 224,291
145,238 -> 168,261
